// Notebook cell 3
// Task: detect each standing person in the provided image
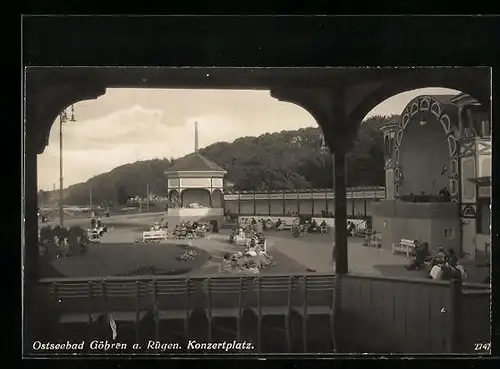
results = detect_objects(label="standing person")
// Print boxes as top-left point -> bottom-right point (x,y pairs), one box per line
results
446,248 -> 458,267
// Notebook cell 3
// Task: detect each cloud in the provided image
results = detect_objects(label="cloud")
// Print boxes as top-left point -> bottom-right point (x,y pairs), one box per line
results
37,103 -> 313,189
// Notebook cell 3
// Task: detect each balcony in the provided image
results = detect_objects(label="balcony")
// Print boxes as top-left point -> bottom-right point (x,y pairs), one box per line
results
25,273 -> 489,355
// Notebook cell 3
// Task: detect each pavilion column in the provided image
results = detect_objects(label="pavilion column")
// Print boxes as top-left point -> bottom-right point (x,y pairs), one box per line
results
24,137 -> 39,286
333,150 -> 348,275
326,89 -> 353,276
23,112 -> 41,351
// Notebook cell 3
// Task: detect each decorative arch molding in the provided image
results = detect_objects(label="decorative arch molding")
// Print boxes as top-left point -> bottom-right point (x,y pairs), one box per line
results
461,205 -> 476,218
27,81 -> 107,154
393,95 -> 459,200
345,68 -> 490,133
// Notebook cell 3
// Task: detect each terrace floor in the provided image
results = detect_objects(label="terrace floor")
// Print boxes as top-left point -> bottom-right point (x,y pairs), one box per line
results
39,213 -> 490,282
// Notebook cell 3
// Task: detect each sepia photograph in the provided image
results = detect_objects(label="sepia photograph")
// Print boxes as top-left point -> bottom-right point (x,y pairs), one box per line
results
23,67 -> 491,356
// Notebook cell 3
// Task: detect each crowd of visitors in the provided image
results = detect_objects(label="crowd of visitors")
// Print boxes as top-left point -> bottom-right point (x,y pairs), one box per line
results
400,187 -> 451,203
404,241 -> 466,280
172,221 -> 212,239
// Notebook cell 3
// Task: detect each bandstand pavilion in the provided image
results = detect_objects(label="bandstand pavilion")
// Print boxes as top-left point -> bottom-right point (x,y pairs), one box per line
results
164,122 -> 227,227
373,93 -> 491,260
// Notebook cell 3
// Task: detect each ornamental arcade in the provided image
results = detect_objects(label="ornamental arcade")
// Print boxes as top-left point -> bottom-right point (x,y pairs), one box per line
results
374,93 -> 491,260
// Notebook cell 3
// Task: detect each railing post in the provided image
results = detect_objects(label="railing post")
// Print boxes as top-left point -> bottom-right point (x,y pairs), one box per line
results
135,281 -> 140,343
448,278 -> 463,353
333,273 -> 343,353
101,279 -> 108,324
256,277 -> 262,353
152,279 -> 159,340
88,282 -> 93,324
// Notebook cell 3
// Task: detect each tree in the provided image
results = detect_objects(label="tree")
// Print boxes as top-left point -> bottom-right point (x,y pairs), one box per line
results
38,190 -> 48,207
115,183 -> 130,206
63,117 -> 396,205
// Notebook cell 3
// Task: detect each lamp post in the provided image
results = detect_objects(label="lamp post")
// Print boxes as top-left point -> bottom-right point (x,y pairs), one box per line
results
58,105 -> 76,227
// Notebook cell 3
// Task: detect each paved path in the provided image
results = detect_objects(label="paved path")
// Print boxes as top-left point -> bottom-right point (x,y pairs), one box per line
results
267,232 -> 410,276
42,216 -> 489,282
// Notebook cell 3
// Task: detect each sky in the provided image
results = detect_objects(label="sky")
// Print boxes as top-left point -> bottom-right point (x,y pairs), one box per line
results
36,87 -> 459,191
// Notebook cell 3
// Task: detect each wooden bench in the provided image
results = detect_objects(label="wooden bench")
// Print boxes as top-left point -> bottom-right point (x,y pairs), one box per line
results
277,222 -> 294,231
142,230 -> 168,242
392,238 -> 416,258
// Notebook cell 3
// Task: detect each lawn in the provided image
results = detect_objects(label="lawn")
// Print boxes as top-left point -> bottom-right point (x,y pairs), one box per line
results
40,242 -> 210,278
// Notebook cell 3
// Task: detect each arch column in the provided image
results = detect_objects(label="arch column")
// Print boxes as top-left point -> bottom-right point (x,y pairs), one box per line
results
271,87 -> 358,275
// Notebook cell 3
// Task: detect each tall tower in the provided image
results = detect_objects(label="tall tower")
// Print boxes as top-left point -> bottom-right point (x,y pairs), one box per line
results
194,121 -> 199,153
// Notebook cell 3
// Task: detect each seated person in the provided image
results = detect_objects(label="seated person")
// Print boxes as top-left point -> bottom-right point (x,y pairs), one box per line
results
439,187 -> 451,202
431,247 -> 448,268
348,221 -> 356,236
404,242 -> 430,271
446,248 -> 458,267
275,219 -> 282,230
320,220 -> 327,228
440,260 -> 463,281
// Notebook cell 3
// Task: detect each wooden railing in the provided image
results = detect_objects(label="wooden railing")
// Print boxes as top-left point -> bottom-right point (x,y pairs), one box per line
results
337,273 -> 490,354
33,273 -> 490,354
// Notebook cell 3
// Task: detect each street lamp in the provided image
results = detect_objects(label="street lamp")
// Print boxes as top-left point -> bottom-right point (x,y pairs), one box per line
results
59,105 -> 76,227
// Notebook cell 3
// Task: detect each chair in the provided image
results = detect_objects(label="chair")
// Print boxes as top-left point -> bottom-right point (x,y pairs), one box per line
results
205,277 -> 245,341
99,280 -> 150,342
246,275 -> 298,352
320,225 -> 328,234
292,274 -> 336,352
151,278 -> 191,341
51,281 -> 101,333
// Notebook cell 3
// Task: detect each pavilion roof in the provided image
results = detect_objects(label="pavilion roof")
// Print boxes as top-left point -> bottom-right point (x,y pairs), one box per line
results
168,152 -> 226,172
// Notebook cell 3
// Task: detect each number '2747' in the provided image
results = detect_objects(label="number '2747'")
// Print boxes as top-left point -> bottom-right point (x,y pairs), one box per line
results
474,343 -> 491,352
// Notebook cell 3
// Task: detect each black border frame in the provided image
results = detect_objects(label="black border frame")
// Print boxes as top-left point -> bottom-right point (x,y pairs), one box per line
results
19,14 -> 500,367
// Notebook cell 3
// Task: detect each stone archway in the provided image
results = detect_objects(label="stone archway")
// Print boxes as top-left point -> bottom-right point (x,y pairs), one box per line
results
392,96 -> 460,201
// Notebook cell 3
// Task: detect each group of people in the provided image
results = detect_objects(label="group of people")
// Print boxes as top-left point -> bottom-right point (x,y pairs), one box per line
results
405,241 -> 466,280
172,221 -> 211,239
229,221 -> 267,252
401,187 -> 452,203
39,224 -> 90,258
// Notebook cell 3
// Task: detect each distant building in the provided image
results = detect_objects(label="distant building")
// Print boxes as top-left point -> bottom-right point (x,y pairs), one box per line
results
164,122 -> 226,227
